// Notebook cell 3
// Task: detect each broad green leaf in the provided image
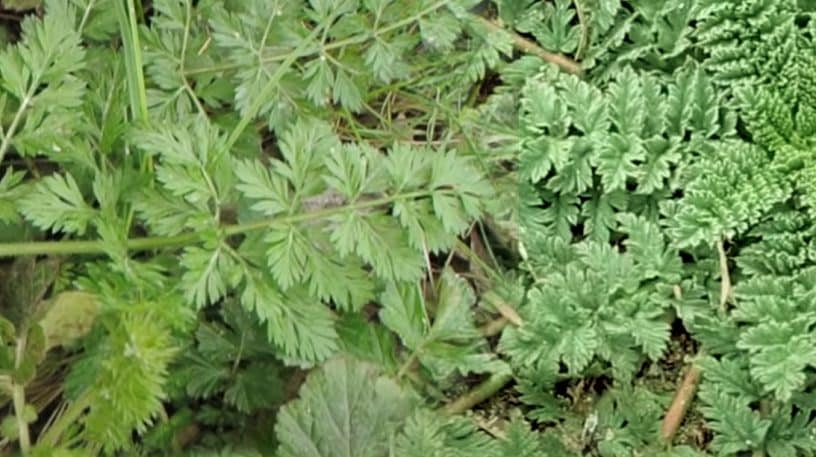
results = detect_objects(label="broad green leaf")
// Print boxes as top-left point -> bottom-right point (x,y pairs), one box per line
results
275,357 -> 415,457
379,282 -> 427,350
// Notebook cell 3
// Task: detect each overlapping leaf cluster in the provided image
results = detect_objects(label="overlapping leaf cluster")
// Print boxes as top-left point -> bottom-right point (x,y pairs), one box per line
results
0,0 -> 516,455
7,0 -> 816,456
515,0 -> 816,455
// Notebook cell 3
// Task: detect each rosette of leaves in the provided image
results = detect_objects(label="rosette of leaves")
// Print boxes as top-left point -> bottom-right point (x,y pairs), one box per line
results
502,214 -> 682,384
519,61 -> 733,245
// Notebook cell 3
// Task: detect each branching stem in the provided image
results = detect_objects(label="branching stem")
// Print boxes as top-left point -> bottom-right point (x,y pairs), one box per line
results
0,189 -> 436,257
184,0 -> 452,78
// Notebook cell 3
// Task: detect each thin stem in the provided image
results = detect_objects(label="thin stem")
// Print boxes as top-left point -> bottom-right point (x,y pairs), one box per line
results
78,0 -> 96,35
222,190 -> 431,236
454,239 -> 501,282
38,391 -> 94,448
397,351 -> 420,380
0,233 -> 198,257
116,0 -> 149,124
482,290 -> 523,327
12,334 -> 30,455
404,370 -> 445,401
12,385 -> 29,454
183,0 -> 452,78
442,372 -> 513,415
224,25 -> 322,152
573,0 -> 590,61
717,239 -> 732,312
0,90 -> 34,166
472,16 -> 582,74
179,0 -> 208,118
231,330 -> 246,376
0,189 -> 436,257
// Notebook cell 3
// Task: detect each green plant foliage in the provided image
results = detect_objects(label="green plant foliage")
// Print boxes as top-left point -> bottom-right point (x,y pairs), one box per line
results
512,0 -> 816,453
381,268 -> 509,383
7,0 -> 816,455
0,0 -> 514,455
503,216 -> 682,383
176,302 -> 285,414
274,357 -> 415,457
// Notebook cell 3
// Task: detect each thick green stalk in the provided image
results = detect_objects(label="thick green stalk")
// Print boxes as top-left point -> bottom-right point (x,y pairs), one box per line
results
442,372 -> 513,415
116,0 -> 149,124
0,190 -> 434,257
12,384 -> 29,454
38,391 -> 94,448
12,334 -> 30,455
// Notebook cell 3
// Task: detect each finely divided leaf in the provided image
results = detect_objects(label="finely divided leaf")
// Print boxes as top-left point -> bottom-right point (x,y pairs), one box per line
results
19,172 -> 96,235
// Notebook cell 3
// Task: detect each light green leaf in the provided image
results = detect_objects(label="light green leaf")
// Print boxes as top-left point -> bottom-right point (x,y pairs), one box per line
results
19,172 -> 96,235
379,281 -> 428,350
275,357 -> 415,457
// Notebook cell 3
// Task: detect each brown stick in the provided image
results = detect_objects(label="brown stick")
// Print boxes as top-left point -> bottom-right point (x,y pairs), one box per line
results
716,239 -> 733,311
482,290 -> 523,327
660,363 -> 701,442
472,16 -> 583,75
480,316 -> 509,337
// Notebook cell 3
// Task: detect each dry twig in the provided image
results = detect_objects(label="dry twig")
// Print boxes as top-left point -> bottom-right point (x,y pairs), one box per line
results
660,363 -> 702,442
473,16 -> 582,74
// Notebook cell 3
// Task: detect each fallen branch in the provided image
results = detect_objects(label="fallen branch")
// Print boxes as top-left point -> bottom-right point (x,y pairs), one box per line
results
660,285 -> 702,442
482,290 -> 523,327
660,362 -> 701,442
480,316 -> 508,337
716,239 -> 733,311
472,415 -> 507,440
472,16 -> 582,75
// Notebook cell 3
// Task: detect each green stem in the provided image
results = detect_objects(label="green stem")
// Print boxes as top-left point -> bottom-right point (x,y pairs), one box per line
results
0,86 -> 35,166
573,0 -> 590,61
223,25 -> 322,152
222,190 -> 430,236
454,239 -> 501,282
442,372 -> 513,415
397,351 -> 420,380
184,0 -> 451,78
0,233 -> 197,257
38,391 -> 94,448
472,16 -> 581,74
116,0 -> 149,124
12,334 -> 30,455
77,0 -> 97,35
0,190 -> 433,257
12,385 -> 29,454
